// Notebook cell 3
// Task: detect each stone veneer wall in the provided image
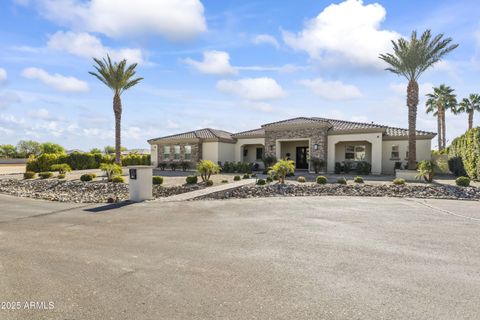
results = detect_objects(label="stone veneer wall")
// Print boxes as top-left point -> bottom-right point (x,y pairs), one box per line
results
156,142 -> 202,164
264,127 -> 328,162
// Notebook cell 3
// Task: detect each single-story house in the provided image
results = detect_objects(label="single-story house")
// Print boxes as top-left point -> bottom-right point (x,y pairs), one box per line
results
147,117 -> 436,174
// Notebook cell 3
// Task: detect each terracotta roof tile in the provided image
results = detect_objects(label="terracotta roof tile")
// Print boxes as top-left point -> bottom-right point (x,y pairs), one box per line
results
148,128 -> 234,142
231,128 -> 265,137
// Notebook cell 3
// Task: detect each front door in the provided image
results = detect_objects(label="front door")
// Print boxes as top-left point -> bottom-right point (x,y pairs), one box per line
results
295,147 -> 308,169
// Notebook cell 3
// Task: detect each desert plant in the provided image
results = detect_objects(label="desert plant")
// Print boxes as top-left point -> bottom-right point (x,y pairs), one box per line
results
158,162 -> 167,170
257,179 -> 266,185
206,180 -> 214,186
356,161 -> 371,175
266,176 -> 273,183
354,176 -> 364,183
233,175 -> 241,181
380,30 -> 458,169
23,171 -> 36,179
170,161 -> 177,171
196,160 -> 220,182
100,163 -> 122,182
334,162 -> 342,174
38,172 -> 53,179
152,176 -> 164,185
416,160 -> 436,182
316,176 -> 328,184
89,55 -> 143,164
297,176 -> 306,183
221,179 -> 228,183
337,177 -> 347,185
455,176 -> 470,187
310,157 -> 324,174
51,163 -> 72,175
111,175 -> 125,183
393,178 -> 406,185
185,175 -> 198,184
262,154 -> 277,169
80,173 -> 94,182
243,174 -> 250,179
270,159 -> 295,184
58,173 -> 66,179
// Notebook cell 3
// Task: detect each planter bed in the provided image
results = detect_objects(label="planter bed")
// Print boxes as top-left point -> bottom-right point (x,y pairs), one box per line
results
193,183 -> 480,201
0,179 -> 204,203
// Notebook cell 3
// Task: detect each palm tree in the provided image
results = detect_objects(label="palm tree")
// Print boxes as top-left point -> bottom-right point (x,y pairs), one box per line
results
379,30 -> 458,169
425,84 -> 457,150
89,56 -> 143,164
455,94 -> 480,130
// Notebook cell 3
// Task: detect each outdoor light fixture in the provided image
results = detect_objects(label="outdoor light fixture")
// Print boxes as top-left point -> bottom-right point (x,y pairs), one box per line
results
314,144 -> 318,150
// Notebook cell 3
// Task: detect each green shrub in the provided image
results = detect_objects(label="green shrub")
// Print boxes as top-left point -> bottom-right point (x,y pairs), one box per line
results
121,154 -> 150,166
393,178 -> 406,185
233,175 -> 241,181
455,176 -> 470,187
90,173 -> 97,179
334,162 -> 342,174
297,176 -> 306,183
416,160 -> 435,182
100,163 -> 122,182
206,180 -> 214,186
26,153 -> 60,172
39,172 -> 53,179
51,163 -> 72,175
337,177 -> 347,185
158,162 -> 167,170
262,155 -> 277,170
58,173 -> 66,179
221,179 -> 228,183
310,157 -> 324,174
266,176 -> 273,183
23,171 -> 36,179
354,176 -> 364,183
448,156 -> 467,177
356,161 -> 371,175
448,128 -> 479,179
243,174 -> 250,179
152,176 -> 164,185
316,176 -> 328,184
66,152 -> 99,170
257,179 -> 266,185
196,160 -> 221,182
270,159 -> 295,184
185,175 -> 198,184
80,174 -> 94,182
111,175 -> 125,183
170,161 -> 177,171
180,161 -> 191,171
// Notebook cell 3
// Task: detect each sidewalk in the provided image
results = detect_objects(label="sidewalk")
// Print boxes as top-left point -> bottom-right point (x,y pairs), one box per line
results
156,178 -> 254,202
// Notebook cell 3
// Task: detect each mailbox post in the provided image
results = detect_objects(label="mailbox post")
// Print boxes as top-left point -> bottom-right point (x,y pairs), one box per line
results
128,165 -> 153,202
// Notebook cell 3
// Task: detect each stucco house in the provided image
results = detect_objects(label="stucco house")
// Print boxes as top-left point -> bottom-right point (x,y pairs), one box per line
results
147,117 -> 436,174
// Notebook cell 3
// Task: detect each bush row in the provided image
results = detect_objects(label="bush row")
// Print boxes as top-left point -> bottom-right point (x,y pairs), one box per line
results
26,152 -> 150,172
448,127 -> 480,179
334,161 -> 371,175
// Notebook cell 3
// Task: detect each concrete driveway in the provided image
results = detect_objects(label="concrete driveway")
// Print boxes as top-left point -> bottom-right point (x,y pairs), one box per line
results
0,194 -> 479,320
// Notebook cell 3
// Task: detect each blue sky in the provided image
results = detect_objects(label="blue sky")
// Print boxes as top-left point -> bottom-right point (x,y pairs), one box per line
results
0,0 -> 479,150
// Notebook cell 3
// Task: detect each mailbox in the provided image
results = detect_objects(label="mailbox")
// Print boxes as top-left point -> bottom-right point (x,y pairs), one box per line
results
127,166 -> 153,202
129,168 -> 137,180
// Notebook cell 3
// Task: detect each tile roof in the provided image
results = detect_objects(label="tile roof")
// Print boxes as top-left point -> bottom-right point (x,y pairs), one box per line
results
262,117 -> 331,127
231,128 -> 265,137
148,128 -> 234,142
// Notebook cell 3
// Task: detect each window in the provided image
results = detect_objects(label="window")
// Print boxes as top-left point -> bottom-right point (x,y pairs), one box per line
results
345,145 -> 366,161
391,145 -> 399,159
185,145 -> 191,160
256,148 -> 263,160
163,146 -> 170,159
174,145 -> 180,160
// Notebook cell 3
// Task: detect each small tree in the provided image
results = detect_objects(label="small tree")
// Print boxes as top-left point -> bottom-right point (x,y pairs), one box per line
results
100,163 -> 122,182
90,147 -> 103,154
196,160 -> 220,182
416,160 -> 436,182
310,157 -> 325,174
51,164 -> 72,175
262,154 -> 277,169
16,140 -> 42,157
41,142 -> 65,154
0,144 -> 17,158
269,159 -> 295,184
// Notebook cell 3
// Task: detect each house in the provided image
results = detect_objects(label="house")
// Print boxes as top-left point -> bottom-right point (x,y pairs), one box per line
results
147,117 -> 436,174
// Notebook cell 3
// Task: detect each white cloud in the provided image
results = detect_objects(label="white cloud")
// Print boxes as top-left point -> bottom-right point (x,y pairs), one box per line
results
184,51 -> 237,75
27,108 -> 59,121
37,0 -> 207,40
216,77 -> 286,101
236,64 -> 309,73
22,67 -> 89,92
0,92 -> 21,109
166,119 -> 180,129
282,0 -> 400,69
253,34 -> 280,48
241,101 -> 274,112
300,78 -> 362,100
48,31 -> 144,64
0,68 -> 7,84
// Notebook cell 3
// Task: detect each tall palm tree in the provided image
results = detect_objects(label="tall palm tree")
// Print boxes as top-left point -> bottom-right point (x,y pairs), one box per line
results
379,30 -> 458,169
455,94 -> 480,130
89,56 -> 143,164
425,84 -> 457,150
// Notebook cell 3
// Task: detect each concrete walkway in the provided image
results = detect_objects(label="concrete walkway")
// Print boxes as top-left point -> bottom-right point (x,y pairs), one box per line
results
156,178 -> 254,202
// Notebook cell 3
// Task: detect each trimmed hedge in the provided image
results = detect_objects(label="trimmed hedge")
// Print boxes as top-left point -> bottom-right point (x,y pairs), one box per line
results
185,175 -> 198,184
39,172 -> 53,179
80,174 -> 94,182
24,171 -> 36,179
455,176 -> 470,187
393,178 -> 406,185
354,176 -> 364,183
316,176 -> 328,184
26,152 -> 150,173
448,127 -> 479,179
152,176 -> 164,185
337,177 -> 347,185
111,176 -> 125,183
297,176 -> 306,183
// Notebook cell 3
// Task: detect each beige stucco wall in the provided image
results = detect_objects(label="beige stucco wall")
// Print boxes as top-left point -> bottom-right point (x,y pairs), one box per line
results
150,144 -> 158,167
277,140 -> 309,160
218,142 -> 235,163
328,132 -> 383,174
202,142 -> 218,163
334,141 -> 372,163
381,139 -> 432,174
235,138 -> 265,162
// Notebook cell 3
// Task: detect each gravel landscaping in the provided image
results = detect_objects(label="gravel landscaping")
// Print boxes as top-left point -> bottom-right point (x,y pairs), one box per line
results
194,183 -> 480,201
0,179 -> 204,203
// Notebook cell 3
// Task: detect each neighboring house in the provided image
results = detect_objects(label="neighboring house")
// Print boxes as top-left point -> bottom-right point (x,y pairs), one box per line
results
121,149 -> 150,156
147,117 -> 436,174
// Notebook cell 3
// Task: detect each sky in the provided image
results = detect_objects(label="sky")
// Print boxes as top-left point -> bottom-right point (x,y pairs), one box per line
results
0,0 -> 479,151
